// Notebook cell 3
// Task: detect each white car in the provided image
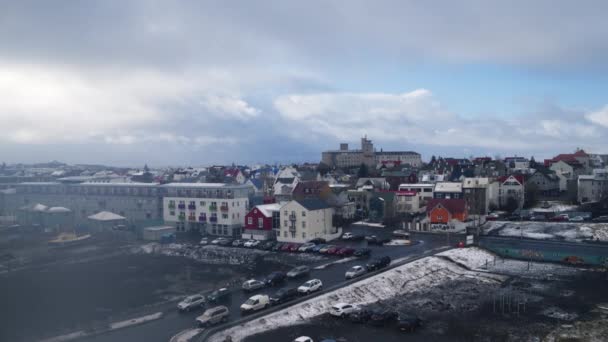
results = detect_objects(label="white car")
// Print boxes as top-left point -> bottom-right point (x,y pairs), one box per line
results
569,216 -> 585,222
211,237 -> 225,244
243,240 -> 256,247
293,337 -> 314,342
240,294 -> 270,313
345,265 -> 366,279
329,302 -> 359,317
242,279 -> 265,292
342,232 -> 353,240
177,294 -> 205,312
297,279 -> 323,294
199,238 -> 209,245
298,242 -> 316,252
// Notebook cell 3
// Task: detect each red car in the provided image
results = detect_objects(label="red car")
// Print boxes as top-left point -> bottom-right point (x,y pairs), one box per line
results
288,244 -> 301,252
336,247 -> 355,256
280,243 -> 292,252
325,246 -> 341,255
550,214 -> 569,222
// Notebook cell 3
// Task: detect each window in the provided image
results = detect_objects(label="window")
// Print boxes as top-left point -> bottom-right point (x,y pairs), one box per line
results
284,220 -> 288,227
248,217 -> 253,225
223,226 -> 228,235
170,211 -> 175,216
302,232 -> 306,238
284,211 -> 288,216
200,201 -> 206,206
302,221 -> 306,228
302,211 -> 306,217
222,213 -> 228,219
258,218 -> 263,228
284,231 -> 287,237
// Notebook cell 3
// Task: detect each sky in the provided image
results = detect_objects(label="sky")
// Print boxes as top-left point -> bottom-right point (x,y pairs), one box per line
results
1,0 -> 607,167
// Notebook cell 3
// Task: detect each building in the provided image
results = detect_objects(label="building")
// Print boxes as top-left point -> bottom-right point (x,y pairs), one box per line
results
525,170 -> 560,196
142,226 -> 176,241
504,157 -> 530,171
278,199 -> 336,243
243,203 -> 281,240
544,150 -> 591,172
162,183 -> 252,236
578,169 -> 608,204
394,190 -> 426,214
497,175 -> 525,210
223,168 -> 246,184
462,177 -> 498,215
321,136 -> 421,169
433,182 -> 463,199
398,183 -> 434,201
426,198 -> 468,225
368,191 -> 396,222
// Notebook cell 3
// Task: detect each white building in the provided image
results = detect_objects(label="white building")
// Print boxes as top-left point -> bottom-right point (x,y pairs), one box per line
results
278,199 -> 336,243
578,169 -> 608,204
498,175 -> 525,209
398,183 -> 434,201
162,183 -> 252,236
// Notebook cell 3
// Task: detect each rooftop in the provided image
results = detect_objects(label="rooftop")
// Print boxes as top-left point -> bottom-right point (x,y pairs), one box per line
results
434,182 -> 463,192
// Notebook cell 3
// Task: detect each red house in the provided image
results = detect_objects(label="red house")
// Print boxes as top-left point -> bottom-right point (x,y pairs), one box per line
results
243,203 -> 281,240
426,198 -> 468,224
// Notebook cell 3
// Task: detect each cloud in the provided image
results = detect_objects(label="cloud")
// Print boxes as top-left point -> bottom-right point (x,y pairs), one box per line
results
275,89 -> 608,155
587,106 -> 608,128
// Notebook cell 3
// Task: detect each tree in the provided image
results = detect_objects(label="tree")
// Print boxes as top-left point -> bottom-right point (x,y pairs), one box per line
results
503,197 -> 519,213
430,155 -> 437,166
530,156 -> 538,169
316,162 -> 331,176
524,182 -> 539,208
357,163 -> 369,178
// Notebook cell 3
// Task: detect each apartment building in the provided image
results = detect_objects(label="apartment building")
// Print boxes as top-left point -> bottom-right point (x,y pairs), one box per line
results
278,199 -> 335,243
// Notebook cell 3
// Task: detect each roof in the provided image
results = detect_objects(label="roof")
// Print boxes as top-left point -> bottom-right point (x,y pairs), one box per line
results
253,203 -> 281,217
426,199 -> 466,215
143,226 -> 175,232
462,178 -> 490,188
162,183 -> 251,189
88,211 -> 126,221
79,182 -> 159,187
434,182 -> 463,193
47,206 -> 71,213
292,181 -> 329,196
497,175 -> 525,185
293,198 -> 332,211
223,168 -> 241,177
376,151 -> 420,155
247,178 -> 263,190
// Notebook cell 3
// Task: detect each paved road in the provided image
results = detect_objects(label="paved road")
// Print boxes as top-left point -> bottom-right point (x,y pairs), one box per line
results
86,230 -> 450,342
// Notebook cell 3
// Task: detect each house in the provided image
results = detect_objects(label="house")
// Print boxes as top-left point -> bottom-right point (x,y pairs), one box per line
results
368,191 -> 396,222
462,177 -> 498,215
398,183 -> 434,202
292,181 -> 331,201
497,175 -> 525,210
426,198 -> 468,225
578,169 -> 608,203
243,203 -> 281,240
544,150 -> 591,172
223,168 -> 246,184
525,170 -> 560,196
433,182 -> 463,199
355,178 -> 389,191
394,190 -> 426,215
278,199 -> 336,243
504,157 -> 530,171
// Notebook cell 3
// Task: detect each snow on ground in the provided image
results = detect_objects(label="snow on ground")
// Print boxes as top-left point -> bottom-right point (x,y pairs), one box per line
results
531,202 -> 579,213
208,252 -> 506,342
483,221 -> 608,242
313,257 -> 356,270
438,247 -> 496,269
542,307 -> 578,321
353,221 -> 385,228
169,328 -> 203,342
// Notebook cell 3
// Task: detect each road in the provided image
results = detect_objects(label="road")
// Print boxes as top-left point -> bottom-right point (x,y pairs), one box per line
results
85,228 -> 450,342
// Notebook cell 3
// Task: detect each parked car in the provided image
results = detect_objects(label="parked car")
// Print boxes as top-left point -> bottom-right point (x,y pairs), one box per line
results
232,239 -> 245,247
211,237 -> 224,244
309,238 -> 326,244
259,241 -> 276,250
272,242 -> 285,251
336,247 -> 355,256
288,244 -> 301,252
354,248 -> 371,257
280,243 -> 292,252
592,216 -> 608,223
366,256 -> 391,271
217,238 -> 233,246
177,294 -> 206,312
345,265 -> 366,279
311,244 -> 327,253
342,232 -> 354,240
265,271 -> 287,286
242,279 -> 265,292
298,242 -> 316,252
530,214 -> 546,221
569,216 -> 585,222
347,308 -> 373,323
486,212 -> 500,221
207,288 -> 230,303
244,240 -> 260,248
329,302 -> 359,317
293,337 -> 314,342
325,246 -> 341,255
366,236 -> 389,245
550,214 -> 569,222
287,265 -> 310,279
368,309 -> 398,326
297,279 -> 323,294
195,305 -> 229,327
199,237 -> 209,245
319,245 -> 336,254
270,287 -> 299,305
397,316 -> 423,332
240,294 -> 270,314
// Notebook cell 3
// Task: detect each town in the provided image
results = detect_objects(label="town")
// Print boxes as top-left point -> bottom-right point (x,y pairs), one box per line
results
1,137 -> 608,342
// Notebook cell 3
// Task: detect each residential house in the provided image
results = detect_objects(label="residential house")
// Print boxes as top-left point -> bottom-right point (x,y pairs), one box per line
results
223,168 -> 246,184
278,199 -> 335,243
497,175 -> 525,210
426,198 -> 468,225
578,169 -> 608,204
544,150 -> 591,172
462,177 -> 498,215
368,191 -> 396,222
433,182 -> 463,199
525,170 -> 560,196
355,178 -> 389,191
243,203 -> 281,240
504,157 -> 530,171
398,183 -> 434,202
394,190 -> 426,215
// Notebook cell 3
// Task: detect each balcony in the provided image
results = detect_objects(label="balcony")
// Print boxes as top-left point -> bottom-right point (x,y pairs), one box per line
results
220,205 -> 229,212
178,204 -> 186,210
288,224 -> 296,232
178,214 -> 186,221
209,216 -> 218,223
188,215 -> 196,222
209,205 -> 218,211
289,214 -> 297,221
187,204 -> 196,210
168,203 -> 176,209
198,215 -> 207,222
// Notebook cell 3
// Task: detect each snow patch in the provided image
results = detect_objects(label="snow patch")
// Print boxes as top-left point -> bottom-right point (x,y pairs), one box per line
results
483,221 -> 608,242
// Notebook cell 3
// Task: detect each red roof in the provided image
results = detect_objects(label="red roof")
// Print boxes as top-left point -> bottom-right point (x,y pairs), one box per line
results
224,168 -> 241,177
497,175 -> 525,185
426,199 -> 466,215
544,150 -> 588,167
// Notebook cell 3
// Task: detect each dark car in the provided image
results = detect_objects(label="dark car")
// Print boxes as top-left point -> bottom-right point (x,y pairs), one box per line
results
348,308 -> 374,323
366,235 -> 389,245
530,214 -> 546,221
354,248 -> 371,257
368,310 -> 398,326
366,256 -> 391,271
269,287 -> 299,305
311,244 -> 327,253
272,242 -> 285,251
287,265 -> 310,279
217,238 -> 233,246
259,241 -> 276,250
309,237 -> 327,244
350,234 -> 365,241
336,247 -> 355,256
207,288 -> 231,303
265,271 -> 287,286
592,216 -> 608,223
232,239 -> 245,247
397,316 -> 423,332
